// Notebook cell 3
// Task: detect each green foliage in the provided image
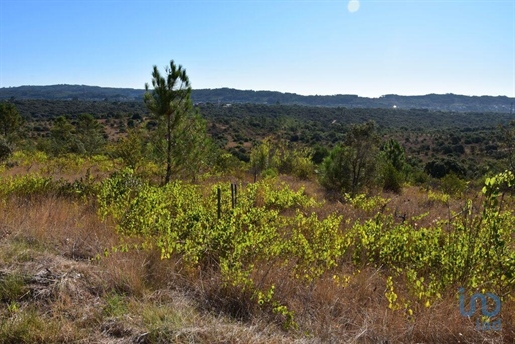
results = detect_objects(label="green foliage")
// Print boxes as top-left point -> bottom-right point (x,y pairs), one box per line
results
427,189 -> 450,204
440,173 -> 467,197
164,111 -> 215,181
3,85 -> 513,113
8,83 -> 515,336
500,120 -> 515,173
250,138 -> 274,177
382,138 -> 405,172
97,168 -> 143,220
0,174 -> 59,199
214,153 -> 245,175
7,150 -> 48,167
0,138 -> 13,162
98,172 -> 345,327
381,162 -> 403,193
49,116 -> 80,156
274,145 -> 314,180
104,168 -> 515,324
0,308 -> 47,343
92,150 -> 515,327
8,95 -> 513,183
103,294 -> 128,317
250,139 -> 314,180
344,193 -> 389,212
0,273 -> 27,303
46,114 -> 106,157
287,211 -> 344,281
320,145 -> 352,193
320,121 -> 379,195
140,303 -> 187,342
113,129 -> 146,170
348,171 -> 515,308
89,154 -> 117,172
424,158 -> 466,179
482,170 -> 515,208
143,68 -> 215,182
5,152 -> 513,330
75,113 -> 106,156
58,170 -> 99,200
40,153 -> 86,174
385,276 -> 399,310
0,102 -> 22,140
0,171 -> 98,202
410,169 -> 429,186
311,144 -> 329,164
379,138 -> 406,193
144,60 -> 194,184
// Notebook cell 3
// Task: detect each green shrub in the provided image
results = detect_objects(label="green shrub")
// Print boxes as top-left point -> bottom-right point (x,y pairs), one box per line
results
0,139 -> 12,162
381,163 -> 403,193
441,173 -> 467,197
410,170 -> 429,185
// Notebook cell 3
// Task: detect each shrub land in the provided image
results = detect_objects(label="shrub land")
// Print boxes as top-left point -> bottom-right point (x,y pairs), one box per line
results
0,64 -> 514,343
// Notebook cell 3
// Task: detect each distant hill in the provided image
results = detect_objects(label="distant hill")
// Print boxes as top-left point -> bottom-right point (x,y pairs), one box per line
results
0,85 -> 143,102
0,84 -> 514,113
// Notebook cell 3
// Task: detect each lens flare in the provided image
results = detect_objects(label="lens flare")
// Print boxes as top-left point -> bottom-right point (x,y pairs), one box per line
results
348,0 -> 360,13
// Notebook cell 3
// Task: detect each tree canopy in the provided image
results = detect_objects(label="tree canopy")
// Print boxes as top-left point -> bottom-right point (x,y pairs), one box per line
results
0,101 -> 22,140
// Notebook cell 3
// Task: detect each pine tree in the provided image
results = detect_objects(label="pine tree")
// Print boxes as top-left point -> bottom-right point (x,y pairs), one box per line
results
144,61 -> 192,183
144,60 -> 212,183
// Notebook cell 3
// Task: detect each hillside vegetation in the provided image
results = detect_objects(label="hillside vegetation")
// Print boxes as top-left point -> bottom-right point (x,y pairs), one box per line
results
1,84 -> 514,112
0,153 -> 514,343
1,64 -> 514,343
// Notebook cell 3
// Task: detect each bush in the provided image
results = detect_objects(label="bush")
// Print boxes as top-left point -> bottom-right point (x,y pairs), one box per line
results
275,147 -> 314,180
321,122 -> 379,195
410,170 -> 429,186
320,145 -> 352,193
424,158 -> 466,179
250,140 -> 314,180
0,139 -> 13,162
382,163 -> 403,194
441,173 -> 468,197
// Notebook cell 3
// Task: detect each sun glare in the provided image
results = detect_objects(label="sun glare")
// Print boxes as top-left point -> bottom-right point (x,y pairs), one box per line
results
348,0 -> 360,13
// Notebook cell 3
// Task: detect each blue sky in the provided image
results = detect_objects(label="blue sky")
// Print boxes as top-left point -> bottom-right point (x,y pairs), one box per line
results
0,0 -> 513,97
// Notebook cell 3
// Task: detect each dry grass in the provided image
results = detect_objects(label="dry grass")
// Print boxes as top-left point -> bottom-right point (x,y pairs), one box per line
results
0,196 -> 298,343
0,173 -> 513,343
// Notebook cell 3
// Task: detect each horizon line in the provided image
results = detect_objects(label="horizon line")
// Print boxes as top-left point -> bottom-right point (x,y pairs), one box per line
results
1,83 -> 515,99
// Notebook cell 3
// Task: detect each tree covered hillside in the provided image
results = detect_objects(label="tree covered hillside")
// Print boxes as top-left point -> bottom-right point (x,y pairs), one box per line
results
1,84 -> 514,112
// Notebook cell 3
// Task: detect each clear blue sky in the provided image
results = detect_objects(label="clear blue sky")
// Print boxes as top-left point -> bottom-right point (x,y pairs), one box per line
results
0,0 -> 514,97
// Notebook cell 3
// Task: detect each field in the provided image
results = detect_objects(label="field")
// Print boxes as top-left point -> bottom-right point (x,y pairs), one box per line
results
0,150 -> 514,343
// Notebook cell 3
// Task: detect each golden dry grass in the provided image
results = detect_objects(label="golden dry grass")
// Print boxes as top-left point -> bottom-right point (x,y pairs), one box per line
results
0,172 -> 513,343
0,196 -> 299,343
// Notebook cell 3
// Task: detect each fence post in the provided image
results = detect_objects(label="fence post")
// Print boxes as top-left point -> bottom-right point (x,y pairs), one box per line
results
231,183 -> 235,209
217,187 -> 221,219
234,183 -> 237,207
